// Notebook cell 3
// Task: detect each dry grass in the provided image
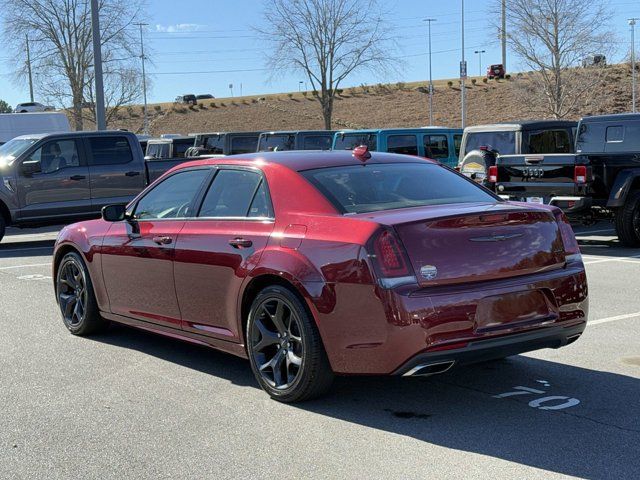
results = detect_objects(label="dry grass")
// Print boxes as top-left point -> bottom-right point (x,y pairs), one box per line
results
79,66 -> 636,135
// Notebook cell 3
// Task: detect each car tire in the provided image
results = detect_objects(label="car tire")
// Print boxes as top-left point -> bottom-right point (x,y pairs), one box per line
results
247,285 -> 334,402
55,251 -> 109,335
615,190 -> 640,247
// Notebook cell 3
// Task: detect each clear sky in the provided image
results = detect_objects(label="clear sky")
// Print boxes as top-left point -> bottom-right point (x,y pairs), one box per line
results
1,0 -> 640,107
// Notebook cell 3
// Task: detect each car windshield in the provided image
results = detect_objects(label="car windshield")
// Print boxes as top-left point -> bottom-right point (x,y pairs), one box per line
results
302,163 -> 496,214
464,131 -> 515,155
0,138 -> 38,167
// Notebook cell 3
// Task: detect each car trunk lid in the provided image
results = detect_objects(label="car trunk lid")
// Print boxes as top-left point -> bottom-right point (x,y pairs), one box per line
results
358,202 -> 565,287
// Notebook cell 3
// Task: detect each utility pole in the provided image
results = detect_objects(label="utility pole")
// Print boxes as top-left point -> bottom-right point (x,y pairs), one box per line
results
501,0 -> 507,71
25,34 -> 34,102
630,18 -> 638,113
475,50 -> 486,76
424,18 -> 437,125
90,0 -> 106,130
134,23 -> 149,135
460,0 -> 467,128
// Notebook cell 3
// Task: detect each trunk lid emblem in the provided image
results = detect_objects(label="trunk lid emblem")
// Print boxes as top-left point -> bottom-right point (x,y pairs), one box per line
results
420,265 -> 438,280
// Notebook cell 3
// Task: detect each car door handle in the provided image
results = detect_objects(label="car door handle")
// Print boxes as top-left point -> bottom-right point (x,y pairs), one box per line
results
229,238 -> 253,248
125,171 -> 141,177
152,236 -> 173,245
70,175 -> 86,181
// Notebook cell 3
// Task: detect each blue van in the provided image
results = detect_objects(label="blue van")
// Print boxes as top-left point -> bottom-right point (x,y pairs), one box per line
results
332,128 -> 463,168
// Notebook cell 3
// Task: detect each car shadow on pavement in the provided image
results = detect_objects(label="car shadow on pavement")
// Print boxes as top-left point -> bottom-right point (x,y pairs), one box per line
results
0,239 -> 55,258
91,324 -> 639,479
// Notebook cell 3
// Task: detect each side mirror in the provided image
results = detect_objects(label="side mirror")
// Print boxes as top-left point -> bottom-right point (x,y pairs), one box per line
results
21,160 -> 41,176
101,204 -> 127,222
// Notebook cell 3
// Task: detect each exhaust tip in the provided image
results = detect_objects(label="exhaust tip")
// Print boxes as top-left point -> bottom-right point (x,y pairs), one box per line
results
403,360 -> 455,377
565,333 -> 582,345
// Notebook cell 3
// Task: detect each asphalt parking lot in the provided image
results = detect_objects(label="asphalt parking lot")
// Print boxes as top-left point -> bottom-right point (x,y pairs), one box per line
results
0,224 -> 638,479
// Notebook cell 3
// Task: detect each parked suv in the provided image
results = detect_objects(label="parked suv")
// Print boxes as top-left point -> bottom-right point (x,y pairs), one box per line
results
487,64 -> 505,79
184,132 -> 262,157
175,94 -> 197,105
459,120 -> 577,183
14,102 -> 52,113
493,113 -> 640,246
257,130 -> 335,152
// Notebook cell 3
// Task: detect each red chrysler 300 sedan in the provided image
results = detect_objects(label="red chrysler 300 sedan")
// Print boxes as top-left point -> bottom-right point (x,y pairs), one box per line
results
52,148 -> 588,402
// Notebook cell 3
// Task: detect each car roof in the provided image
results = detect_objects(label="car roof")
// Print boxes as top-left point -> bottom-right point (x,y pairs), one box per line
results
14,130 -> 134,141
464,120 -> 577,132
580,113 -> 640,123
172,150 -> 435,173
334,127 -> 463,135
260,130 -> 336,135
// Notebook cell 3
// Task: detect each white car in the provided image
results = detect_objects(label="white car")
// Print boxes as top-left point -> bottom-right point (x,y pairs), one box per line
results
14,102 -> 53,113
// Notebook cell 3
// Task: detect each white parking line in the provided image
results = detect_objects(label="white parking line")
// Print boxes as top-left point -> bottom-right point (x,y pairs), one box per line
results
590,312 -> 640,326
583,254 -> 640,265
0,262 -> 52,270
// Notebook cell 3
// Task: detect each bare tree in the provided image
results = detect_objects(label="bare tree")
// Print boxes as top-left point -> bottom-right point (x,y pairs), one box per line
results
502,0 -> 614,118
258,0 -> 395,129
1,0 -> 146,130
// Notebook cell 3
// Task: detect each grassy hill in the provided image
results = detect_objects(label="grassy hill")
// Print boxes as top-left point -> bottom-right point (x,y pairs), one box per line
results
81,65 -> 636,135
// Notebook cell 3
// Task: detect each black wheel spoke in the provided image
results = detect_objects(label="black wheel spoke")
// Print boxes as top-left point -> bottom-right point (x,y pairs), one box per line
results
250,295 -> 305,391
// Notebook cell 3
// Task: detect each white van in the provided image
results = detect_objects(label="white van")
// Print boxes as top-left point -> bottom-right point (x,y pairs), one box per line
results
0,112 -> 70,145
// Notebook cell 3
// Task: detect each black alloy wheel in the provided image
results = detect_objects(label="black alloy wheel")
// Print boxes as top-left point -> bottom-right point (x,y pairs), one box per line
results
250,296 -> 304,390
247,286 -> 334,402
56,252 -> 108,335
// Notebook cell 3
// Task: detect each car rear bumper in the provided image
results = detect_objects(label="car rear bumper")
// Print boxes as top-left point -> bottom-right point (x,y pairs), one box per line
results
393,321 -> 585,376
318,261 -> 588,375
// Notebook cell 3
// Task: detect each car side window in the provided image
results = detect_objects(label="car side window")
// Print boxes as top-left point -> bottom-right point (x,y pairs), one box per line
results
198,169 -> 268,218
303,135 -> 332,150
89,136 -> 133,165
133,169 -> 210,220
453,134 -> 463,158
230,136 -> 259,154
387,135 -> 418,155
424,135 -> 449,159
25,140 -> 81,174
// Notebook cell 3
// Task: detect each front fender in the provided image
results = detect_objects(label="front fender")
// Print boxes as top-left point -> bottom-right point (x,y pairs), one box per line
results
53,220 -> 110,311
607,168 -> 640,208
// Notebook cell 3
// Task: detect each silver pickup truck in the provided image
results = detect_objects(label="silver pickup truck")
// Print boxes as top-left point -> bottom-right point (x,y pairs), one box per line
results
0,130 -> 192,242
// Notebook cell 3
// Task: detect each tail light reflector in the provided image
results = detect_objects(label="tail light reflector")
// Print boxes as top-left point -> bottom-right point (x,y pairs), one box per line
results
574,165 -> 587,184
369,229 -> 416,288
553,210 -> 580,256
488,165 -> 498,183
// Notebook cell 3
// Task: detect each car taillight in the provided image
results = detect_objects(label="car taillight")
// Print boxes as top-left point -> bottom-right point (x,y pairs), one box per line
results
488,165 -> 498,183
574,165 -> 587,184
553,210 -> 580,257
369,229 -> 416,288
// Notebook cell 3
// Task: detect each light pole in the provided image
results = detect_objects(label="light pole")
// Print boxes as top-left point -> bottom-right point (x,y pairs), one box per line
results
460,0 -> 467,128
474,50 -> 485,77
423,18 -> 437,125
25,34 -> 34,102
630,18 -> 638,113
90,0 -> 106,130
134,22 -> 149,135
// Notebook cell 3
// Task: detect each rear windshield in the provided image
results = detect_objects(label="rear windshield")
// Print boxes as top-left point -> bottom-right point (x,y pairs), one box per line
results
525,129 -> 573,154
230,135 -> 259,154
302,163 -> 496,214
334,133 -> 378,151
464,131 -> 515,155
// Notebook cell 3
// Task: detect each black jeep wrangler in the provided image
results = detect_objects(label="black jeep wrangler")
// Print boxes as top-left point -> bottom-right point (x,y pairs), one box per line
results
492,113 -> 640,247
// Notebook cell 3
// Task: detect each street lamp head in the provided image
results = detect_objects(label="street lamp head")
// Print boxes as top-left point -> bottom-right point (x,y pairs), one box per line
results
422,18 -> 437,22
630,18 -> 638,26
